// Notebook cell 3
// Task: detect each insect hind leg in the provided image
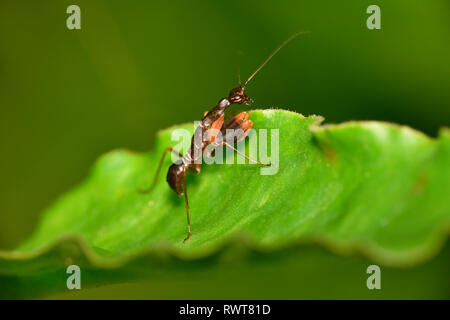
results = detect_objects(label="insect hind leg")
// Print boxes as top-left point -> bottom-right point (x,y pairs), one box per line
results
182,176 -> 191,242
140,147 -> 182,193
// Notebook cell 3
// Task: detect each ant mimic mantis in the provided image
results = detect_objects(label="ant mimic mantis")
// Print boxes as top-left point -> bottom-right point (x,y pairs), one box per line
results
141,32 -> 307,242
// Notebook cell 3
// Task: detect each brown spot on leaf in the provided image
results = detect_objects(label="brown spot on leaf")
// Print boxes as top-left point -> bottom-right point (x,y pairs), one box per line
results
412,172 -> 428,196
314,137 -> 338,164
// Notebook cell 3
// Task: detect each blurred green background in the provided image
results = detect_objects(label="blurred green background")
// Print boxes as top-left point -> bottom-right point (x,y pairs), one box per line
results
0,0 -> 449,298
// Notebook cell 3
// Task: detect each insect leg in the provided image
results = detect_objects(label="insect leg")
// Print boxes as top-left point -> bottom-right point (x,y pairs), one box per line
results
203,114 -> 226,158
182,176 -> 191,242
140,147 -> 182,193
224,142 -> 271,166
222,112 -> 249,131
223,118 -> 271,166
206,114 -> 225,143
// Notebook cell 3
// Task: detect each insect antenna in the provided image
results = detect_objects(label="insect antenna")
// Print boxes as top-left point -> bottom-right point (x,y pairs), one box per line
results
243,31 -> 309,89
237,50 -> 243,86
238,65 -> 241,86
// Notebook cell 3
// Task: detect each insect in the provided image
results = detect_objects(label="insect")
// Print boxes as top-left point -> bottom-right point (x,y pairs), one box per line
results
141,32 -> 307,242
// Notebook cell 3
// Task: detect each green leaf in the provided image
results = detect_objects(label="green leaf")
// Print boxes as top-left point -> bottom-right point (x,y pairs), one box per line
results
1,109 -> 449,298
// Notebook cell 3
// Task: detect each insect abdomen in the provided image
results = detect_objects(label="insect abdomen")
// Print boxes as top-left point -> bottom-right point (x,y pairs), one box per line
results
166,163 -> 185,196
